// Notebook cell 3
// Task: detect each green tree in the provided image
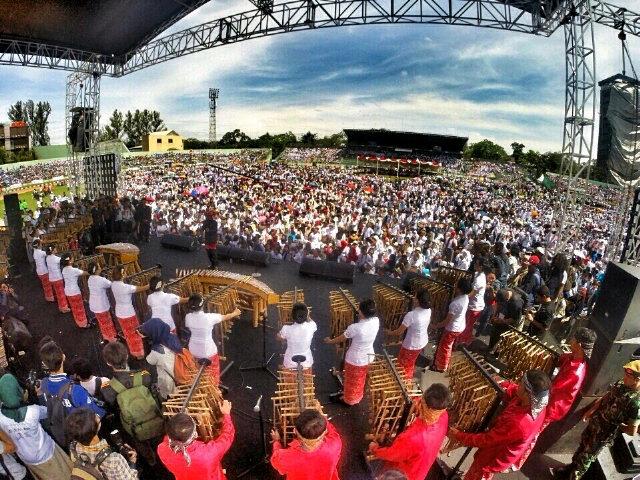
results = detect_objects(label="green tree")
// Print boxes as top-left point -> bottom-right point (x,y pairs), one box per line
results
7,101 -> 27,122
218,129 -> 252,146
8,100 -> 51,146
122,109 -> 166,147
467,139 -> 509,161
301,131 -> 317,144
511,142 -> 525,162
183,138 -> 216,149
102,109 -> 125,141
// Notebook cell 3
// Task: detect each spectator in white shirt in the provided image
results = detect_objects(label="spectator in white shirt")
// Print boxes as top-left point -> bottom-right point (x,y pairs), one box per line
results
87,263 -> 117,342
146,276 -> 188,332
432,278 -> 472,371
32,239 -> 54,303
45,245 -> 70,313
61,254 -> 89,329
277,303 -> 317,370
185,294 -> 241,385
324,299 -> 379,406
385,289 -> 432,379
111,265 -> 149,360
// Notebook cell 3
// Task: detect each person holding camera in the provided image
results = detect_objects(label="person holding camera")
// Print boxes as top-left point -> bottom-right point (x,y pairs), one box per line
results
65,407 -> 138,480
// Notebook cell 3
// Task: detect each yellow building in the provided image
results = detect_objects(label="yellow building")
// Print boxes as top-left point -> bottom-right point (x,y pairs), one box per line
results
142,130 -> 184,152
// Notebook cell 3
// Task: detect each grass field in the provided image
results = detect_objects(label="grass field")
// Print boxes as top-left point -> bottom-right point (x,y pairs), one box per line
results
0,185 -> 70,219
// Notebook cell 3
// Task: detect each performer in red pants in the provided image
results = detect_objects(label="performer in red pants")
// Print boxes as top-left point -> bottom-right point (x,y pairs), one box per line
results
110,265 -> 149,359
432,278 -> 472,372
32,240 -> 54,302
44,245 -> 70,313
61,254 -> 89,328
87,263 -> 117,342
386,289 -> 432,379
325,298 -> 379,405
457,259 -> 488,346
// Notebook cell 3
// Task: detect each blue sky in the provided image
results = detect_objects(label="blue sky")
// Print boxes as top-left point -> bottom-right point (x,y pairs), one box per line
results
0,0 -> 639,152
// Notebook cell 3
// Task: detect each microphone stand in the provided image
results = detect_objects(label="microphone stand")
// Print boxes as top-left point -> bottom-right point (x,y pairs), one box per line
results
239,310 -> 278,380
237,394 -> 271,478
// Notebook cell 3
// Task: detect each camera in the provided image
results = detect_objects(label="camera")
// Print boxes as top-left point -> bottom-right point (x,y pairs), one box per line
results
109,429 -> 135,460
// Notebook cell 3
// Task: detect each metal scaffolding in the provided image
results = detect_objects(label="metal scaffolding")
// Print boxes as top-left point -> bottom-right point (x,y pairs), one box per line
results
65,72 -> 101,196
209,88 -> 219,143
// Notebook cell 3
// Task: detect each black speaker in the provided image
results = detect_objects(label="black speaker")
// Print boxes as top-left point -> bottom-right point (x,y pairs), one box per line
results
160,234 -> 198,252
584,262 -> 640,395
299,258 -> 354,283
3,194 -> 27,270
216,246 -> 270,267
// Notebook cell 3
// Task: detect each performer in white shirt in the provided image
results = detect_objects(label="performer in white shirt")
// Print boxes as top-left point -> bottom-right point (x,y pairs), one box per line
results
432,278 -> 473,372
60,253 -> 89,328
457,258 -> 488,346
146,276 -> 188,332
111,265 -> 149,359
385,289 -> 432,379
44,245 -> 70,313
277,303 -> 317,370
87,263 -> 117,342
184,294 -> 241,384
324,298 -> 379,405
32,239 -> 54,302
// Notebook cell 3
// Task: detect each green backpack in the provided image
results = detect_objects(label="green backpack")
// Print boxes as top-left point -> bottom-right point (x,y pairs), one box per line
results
109,372 -> 164,441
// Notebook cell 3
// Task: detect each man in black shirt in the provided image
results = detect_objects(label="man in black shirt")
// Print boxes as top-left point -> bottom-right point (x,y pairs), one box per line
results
203,209 -> 218,268
526,286 -> 555,340
489,288 -> 524,350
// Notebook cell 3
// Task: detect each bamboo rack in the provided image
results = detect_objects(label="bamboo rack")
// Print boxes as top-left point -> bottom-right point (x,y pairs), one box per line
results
373,281 -> 412,345
444,348 -> 504,454
494,326 -> 559,380
328,288 -> 358,355
272,365 -> 323,447
162,363 -> 224,442
432,266 -> 472,288
366,349 -> 422,455
201,285 -> 240,361
277,288 -> 306,329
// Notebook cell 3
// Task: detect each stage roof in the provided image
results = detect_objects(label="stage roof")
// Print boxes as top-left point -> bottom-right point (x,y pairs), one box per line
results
344,129 -> 468,154
0,0 -> 209,58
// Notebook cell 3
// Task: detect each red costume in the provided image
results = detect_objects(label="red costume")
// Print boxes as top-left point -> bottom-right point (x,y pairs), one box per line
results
116,314 -> 144,358
157,413 -> 235,480
51,279 -> 69,312
271,421 -> 342,480
372,411 -> 448,480
434,331 -> 460,371
343,362 -> 368,405
456,382 -> 547,480
37,273 -> 54,302
397,347 -> 421,379
457,309 -> 482,346
513,353 -> 588,469
67,294 -> 88,327
95,311 -> 118,342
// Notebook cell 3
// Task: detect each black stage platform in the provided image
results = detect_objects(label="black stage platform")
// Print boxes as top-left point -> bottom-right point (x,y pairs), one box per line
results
10,238 -> 589,480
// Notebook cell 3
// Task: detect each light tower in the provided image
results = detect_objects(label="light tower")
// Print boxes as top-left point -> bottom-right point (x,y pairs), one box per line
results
209,88 -> 219,143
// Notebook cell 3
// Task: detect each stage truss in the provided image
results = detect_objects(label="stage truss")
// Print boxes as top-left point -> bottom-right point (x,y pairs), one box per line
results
65,72 -> 101,196
2,0 -> 640,253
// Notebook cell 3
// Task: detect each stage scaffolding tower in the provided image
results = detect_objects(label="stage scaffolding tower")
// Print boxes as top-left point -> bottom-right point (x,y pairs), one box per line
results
65,71 -> 101,196
209,88 -> 219,143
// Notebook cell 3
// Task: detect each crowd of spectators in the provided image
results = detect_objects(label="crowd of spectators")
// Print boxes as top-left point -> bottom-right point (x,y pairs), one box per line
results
278,147 -> 343,164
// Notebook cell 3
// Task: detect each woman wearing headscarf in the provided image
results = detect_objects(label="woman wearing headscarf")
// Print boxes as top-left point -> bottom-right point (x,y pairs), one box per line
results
448,369 -> 551,480
0,374 -> 72,480
513,327 -> 598,470
138,317 -> 182,399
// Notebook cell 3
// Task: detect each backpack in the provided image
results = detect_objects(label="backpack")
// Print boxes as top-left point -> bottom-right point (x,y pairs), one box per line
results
174,348 -> 197,385
41,380 -> 74,447
69,442 -> 112,480
109,372 -> 164,441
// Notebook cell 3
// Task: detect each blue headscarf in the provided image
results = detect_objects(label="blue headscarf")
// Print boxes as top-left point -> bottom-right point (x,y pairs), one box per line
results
139,318 -> 182,354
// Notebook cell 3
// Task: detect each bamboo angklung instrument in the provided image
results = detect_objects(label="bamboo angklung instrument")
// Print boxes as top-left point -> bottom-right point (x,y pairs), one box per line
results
494,326 -> 559,380
444,348 -> 504,455
124,265 -> 162,320
366,349 -> 422,456
277,288 -> 306,329
74,253 -> 105,301
328,288 -> 358,358
432,265 -> 472,288
175,269 -> 279,327
162,362 -> 224,442
272,361 -> 323,447
200,285 -> 239,361
100,261 -> 138,280
373,281 -> 412,346
96,243 -> 142,273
